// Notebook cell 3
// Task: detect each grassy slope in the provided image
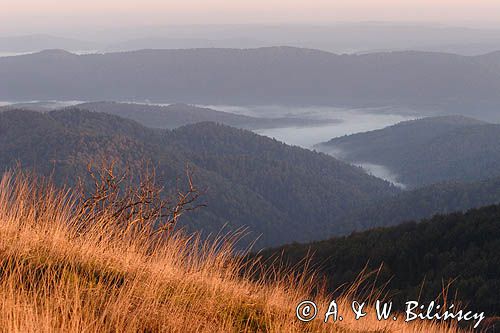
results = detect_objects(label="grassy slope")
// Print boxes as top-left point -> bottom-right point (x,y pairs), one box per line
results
0,173 -> 461,333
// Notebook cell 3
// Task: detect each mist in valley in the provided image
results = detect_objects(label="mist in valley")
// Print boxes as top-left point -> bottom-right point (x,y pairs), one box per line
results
210,104 -> 417,146
0,101 -> 419,147
355,163 -> 406,189
313,142 -> 408,188
169,103 -> 417,187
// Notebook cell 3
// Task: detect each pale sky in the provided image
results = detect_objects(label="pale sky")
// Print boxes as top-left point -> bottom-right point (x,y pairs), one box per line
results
2,0 -> 500,34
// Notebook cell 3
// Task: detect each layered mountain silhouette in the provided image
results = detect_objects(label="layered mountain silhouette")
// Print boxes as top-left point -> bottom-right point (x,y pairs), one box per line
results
2,48 -> 500,120
0,34 -> 99,53
4,24 -> 500,55
67,102 -> 339,130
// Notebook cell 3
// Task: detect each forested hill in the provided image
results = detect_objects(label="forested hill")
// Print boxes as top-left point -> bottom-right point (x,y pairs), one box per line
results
0,108 -> 397,247
168,123 -> 500,238
343,176 -> 500,230
69,101 -> 337,130
167,122 -> 399,234
3,48 -> 500,119
259,203 -> 500,315
317,116 -> 500,188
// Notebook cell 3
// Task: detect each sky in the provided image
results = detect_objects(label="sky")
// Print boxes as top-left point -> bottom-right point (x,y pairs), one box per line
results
2,0 -> 500,35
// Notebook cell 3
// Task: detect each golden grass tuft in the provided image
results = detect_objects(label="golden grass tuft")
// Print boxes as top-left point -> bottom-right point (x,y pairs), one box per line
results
0,172 -> 466,332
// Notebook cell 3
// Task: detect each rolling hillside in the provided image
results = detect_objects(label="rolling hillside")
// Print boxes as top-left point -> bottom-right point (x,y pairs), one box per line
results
259,203 -> 500,315
0,108 -> 397,247
0,170 -> 463,332
317,116 -> 500,188
342,176 -> 500,230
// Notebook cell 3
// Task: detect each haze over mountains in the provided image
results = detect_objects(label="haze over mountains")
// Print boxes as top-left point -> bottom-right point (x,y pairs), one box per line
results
0,101 -> 341,130
0,34 -> 99,54
2,47 -> 500,121
4,23 -> 500,55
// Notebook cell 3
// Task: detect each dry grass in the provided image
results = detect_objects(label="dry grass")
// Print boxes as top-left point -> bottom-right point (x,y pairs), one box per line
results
0,172 -> 465,332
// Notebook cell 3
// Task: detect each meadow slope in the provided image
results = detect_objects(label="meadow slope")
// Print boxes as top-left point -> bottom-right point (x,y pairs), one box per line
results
0,172 -> 463,333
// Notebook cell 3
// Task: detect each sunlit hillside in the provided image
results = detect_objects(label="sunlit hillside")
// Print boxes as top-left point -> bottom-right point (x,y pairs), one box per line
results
0,172 -> 464,333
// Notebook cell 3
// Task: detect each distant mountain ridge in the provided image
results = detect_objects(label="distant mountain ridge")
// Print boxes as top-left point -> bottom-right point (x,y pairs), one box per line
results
0,101 -> 340,130
69,101 -> 340,130
4,24 -> 500,55
0,35 -> 99,53
3,47 -> 500,120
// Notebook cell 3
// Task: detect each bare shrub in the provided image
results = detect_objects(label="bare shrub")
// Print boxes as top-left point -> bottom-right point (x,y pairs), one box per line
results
75,161 -> 206,237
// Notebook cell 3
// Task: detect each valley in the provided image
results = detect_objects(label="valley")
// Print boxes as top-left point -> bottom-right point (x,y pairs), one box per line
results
0,100 -> 422,184
0,108 -> 403,248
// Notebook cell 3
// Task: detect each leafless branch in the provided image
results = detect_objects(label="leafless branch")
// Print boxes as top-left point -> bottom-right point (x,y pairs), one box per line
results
75,161 -> 206,237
